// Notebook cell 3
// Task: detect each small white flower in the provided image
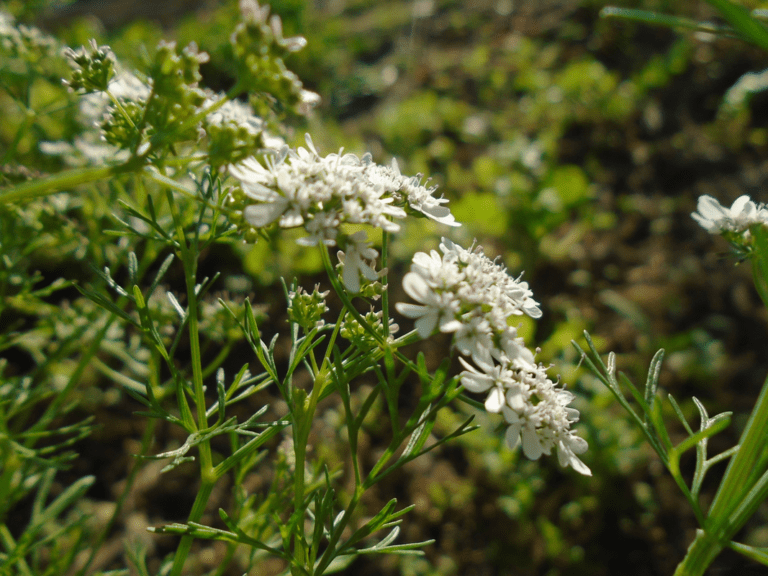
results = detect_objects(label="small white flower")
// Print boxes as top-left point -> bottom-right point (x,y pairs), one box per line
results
231,135 -> 454,244
691,194 -> 768,234
395,273 -> 461,338
503,406 -> 544,460
458,357 -> 522,413
497,327 -> 536,368
397,238 -> 590,475
453,316 -> 493,365
337,231 -> 379,293
556,435 -> 591,476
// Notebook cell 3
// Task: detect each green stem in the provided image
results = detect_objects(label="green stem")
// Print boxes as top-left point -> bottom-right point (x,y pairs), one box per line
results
673,530 -> 723,576
672,372 -> 768,575
0,161 -> 141,205
167,480 -> 216,576
380,231 -> 390,339
291,364 -> 331,574
166,192 -> 217,576
292,426 -> 308,571
314,486 -> 363,576
707,373 -> 768,528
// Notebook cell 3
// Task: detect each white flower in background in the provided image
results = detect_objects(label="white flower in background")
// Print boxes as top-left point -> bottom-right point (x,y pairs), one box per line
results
396,238 -> 589,475
79,69 -> 150,126
204,96 -> 263,136
337,231 -> 379,293
691,194 -> 768,234
227,135 -> 460,245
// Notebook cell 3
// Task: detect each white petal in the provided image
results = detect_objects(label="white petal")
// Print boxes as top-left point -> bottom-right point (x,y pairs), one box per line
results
414,311 -> 438,338
460,374 -> 492,393
567,435 -> 588,454
395,302 -> 427,318
401,272 -> 431,303
521,426 -> 543,460
244,202 -> 286,227
731,195 -> 752,215
505,422 -> 521,450
439,318 -> 463,333
506,388 -> 525,411
343,263 -> 361,293
697,195 -> 727,219
569,456 -> 591,476
557,441 -> 591,476
484,387 -> 505,413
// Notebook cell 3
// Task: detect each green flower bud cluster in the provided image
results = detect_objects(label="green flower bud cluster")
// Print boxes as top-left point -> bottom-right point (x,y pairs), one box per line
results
340,309 -> 397,348
203,98 -> 267,167
230,0 -> 319,117
222,186 -> 261,243
63,40 -> 115,94
101,99 -> 146,151
90,40 -> 210,155
287,284 -> 329,332
143,41 -> 210,147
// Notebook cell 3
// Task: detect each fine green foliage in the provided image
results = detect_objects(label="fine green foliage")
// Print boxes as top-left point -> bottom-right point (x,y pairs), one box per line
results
5,0 -> 768,574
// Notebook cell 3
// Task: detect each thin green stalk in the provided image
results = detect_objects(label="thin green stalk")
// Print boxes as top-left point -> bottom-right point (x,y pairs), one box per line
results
167,480 -> 216,576
0,161 -> 141,205
165,191 -> 217,576
314,486 -> 363,575
672,373 -> 768,575
291,363 -> 332,574
380,231 -> 390,339
292,425 -> 308,571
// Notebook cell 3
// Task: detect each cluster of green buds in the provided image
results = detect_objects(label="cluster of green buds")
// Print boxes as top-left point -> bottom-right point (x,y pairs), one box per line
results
63,40 -> 115,93
340,309 -> 398,347
203,97 -> 269,167
142,41 -> 210,148
222,185 -> 262,243
230,0 -> 319,117
287,284 -> 330,332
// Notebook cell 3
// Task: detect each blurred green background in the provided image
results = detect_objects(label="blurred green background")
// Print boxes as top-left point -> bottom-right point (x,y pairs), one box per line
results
4,0 -> 768,574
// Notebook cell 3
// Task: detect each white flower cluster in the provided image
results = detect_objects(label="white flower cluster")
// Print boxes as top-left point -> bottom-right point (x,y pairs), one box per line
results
692,194 -> 768,235
396,238 -> 590,475
204,97 -> 264,138
227,135 -> 460,292
229,134 -> 459,242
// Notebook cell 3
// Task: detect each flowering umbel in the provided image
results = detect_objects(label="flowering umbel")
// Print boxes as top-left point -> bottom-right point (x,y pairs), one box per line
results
227,135 -> 460,292
396,239 -> 590,475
